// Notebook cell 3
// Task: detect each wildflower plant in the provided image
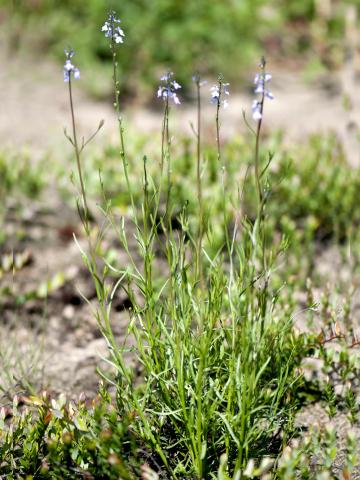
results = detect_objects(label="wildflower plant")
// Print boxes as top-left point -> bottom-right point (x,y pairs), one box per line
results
157,71 -> 182,173
250,60 -> 273,231
55,13 -> 360,480
63,36 -> 306,476
157,71 -> 181,173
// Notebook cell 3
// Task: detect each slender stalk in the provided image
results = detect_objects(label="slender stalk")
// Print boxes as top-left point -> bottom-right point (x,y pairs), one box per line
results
159,90 -> 172,226
253,58 -> 270,337
165,99 -> 172,224
195,78 -> 204,287
112,49 -> 126,158
110,36 -> 137,223
254,109 -> 264,209
161,97 -> 169,174
68,77 -> 89,227
254,91 -> 268,280
196,83 -> 202,212
254,57 -> 267,213
215,78 -> 223,167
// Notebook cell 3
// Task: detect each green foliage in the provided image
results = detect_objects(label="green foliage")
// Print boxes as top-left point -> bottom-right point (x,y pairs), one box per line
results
68,132 -> 360,284
269,134 -> 360,245
7,0 -> 353,95
97,221 -> 304,476
8,0 -> 265,95
3,387 -> 358,479
0,388 -> 140,479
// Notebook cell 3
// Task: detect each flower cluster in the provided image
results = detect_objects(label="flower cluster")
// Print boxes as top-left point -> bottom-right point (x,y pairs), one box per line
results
157,72 -> 182,105
101,11 -> 125,45
210,82 -> 230,109
63,49 -> 80,83
252,67 -> 274,120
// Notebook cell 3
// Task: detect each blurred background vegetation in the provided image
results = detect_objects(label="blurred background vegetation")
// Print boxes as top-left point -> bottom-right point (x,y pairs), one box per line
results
4,0 -> 358,99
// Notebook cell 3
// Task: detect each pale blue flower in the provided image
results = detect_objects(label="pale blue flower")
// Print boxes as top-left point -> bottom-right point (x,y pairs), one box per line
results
252,64 -> 274,120
157,72 -> 182,105
63,49 -> 80,82
102,11 -> 125,45
210,82 -> 229,109
252,100 -> 262,121
254,72 -> 273,98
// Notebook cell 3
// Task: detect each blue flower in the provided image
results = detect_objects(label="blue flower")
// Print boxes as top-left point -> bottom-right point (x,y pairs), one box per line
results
102,11 -> 125,45
210,82 -> 229,109
254,73 -> 274,99
252,67 -> 274,120
63,49 -> 80,82
157,72 -> 182,105
252,100 -> 262,121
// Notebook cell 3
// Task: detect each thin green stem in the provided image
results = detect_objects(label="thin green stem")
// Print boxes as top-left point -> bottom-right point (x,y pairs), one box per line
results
253,59 -> 270,337
165,100 -> 172,223
68,78 -> 89,226
215,96 -> 221,167
161,98 -> 169,174
195,79 -> 204,288
254,114 -> 263,210
111,39 -> 137,224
